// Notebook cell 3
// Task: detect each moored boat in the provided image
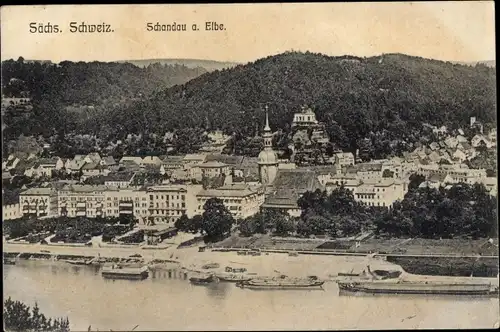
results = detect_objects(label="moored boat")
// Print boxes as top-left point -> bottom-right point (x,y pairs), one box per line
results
201,263 -> 220,269
236,275 -> 324,290
189,274 -> 219,285
3,258 -> 16,265
101,264 -> 149,280
216,273 -> 252,282
65,259 -> 91,266
338,279 -> 498,296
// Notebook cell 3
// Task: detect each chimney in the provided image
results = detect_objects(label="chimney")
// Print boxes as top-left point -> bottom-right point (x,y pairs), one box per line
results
470,117 -> 476,127
224,173 -> 233,186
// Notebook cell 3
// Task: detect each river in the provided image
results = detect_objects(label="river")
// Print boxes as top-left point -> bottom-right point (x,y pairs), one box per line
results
3,260 -> 499,331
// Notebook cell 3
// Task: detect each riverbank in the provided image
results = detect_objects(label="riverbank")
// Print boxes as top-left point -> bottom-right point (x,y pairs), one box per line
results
213,234 -> 499,256
4,242 -> 500,283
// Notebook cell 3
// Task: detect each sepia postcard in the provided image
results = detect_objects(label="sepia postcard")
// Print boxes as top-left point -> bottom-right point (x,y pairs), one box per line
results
1,2 -> 498,331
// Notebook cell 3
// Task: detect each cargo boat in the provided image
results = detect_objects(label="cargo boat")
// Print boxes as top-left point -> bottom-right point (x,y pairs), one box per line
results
101,264 -> 149,280
338,280 -> 499,296
236,275 -> 324,290
189,274 -> 219,285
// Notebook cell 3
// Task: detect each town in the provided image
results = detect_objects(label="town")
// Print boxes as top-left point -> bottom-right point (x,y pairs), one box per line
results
2,104 -> 497,244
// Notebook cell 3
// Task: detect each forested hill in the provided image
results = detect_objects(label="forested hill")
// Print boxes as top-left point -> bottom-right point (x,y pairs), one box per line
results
1,57 -> 207,105
2,52 -> 496,158
107,51 -> 495,148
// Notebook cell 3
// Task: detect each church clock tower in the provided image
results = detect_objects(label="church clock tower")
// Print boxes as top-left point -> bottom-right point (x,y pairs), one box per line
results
258,105 -> 279,186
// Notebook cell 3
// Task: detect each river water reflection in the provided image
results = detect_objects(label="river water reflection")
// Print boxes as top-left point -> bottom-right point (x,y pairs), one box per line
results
4,260 -> 499,331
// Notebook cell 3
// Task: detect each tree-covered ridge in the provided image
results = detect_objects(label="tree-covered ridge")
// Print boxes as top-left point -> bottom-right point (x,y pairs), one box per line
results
103,51 -> 495,152
2,52 -> 496,159
1,57 -> 207,104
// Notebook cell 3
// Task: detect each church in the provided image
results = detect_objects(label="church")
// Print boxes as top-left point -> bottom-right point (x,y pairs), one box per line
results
258,105 -> 324,217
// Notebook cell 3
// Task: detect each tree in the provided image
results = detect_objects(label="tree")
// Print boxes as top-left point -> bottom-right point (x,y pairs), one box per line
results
3,297 -> 70,332
408,173 -> 425,191
238,217 -> 258,237
174,214 -> 191,232
382,169 -> 394,178
200,198 -> 235,242
274,217 -> 296,236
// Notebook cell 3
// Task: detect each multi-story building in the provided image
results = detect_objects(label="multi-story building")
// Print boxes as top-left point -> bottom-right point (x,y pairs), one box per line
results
2,203 -> 21,220
196,183 -> 265,219
347,163 -> 383,180
334,152 -> 355,167
197,161 -> 231,179
146,184 -> 203,224
58,185 -> 108,218
104,188 -> 149,222
19,187 -> 58,218
292,106 -> 319,127
418,164 -> 487,185
325,178 -> 407,208
103,172 -> 136,188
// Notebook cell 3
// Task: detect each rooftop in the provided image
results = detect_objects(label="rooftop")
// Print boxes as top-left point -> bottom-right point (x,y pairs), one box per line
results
206,154 -> 244,166
21,187 -> 56,195
102,172 -> 135,182
60,184 -> 117,193
198,161 -> 228,168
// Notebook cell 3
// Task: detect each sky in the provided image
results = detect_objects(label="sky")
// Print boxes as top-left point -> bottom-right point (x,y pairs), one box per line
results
0,2 -> 495,63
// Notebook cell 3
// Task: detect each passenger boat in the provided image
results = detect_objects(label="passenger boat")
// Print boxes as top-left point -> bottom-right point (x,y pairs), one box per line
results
189,274 -> 219,285
237,251 -> 248,256
337,279 -> 498,296
288,251 -> 299,257
236,275 -> 324,290
101,264 -> 149,280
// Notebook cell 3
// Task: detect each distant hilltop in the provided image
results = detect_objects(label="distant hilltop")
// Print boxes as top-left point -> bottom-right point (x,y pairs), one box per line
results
117,58 -> 240,71
450,60 -> 496,68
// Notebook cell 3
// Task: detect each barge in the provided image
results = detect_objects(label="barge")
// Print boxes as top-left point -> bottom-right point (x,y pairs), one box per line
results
101,264 -> 149,280
236,275 -> 324,290
338,280 -> 499,296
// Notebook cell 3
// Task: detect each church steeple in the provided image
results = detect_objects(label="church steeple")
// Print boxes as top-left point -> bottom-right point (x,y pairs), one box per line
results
263,105 -> 273,150
264,105 -> 271,132
258,104 -> 279,186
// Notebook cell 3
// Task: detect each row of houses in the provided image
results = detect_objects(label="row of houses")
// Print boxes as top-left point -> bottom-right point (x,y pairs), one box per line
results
6,176 -> 265,224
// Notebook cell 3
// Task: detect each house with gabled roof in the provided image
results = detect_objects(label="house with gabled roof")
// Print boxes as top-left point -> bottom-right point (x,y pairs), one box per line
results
119,156 -> 144,165
84,152 -> 102,164
456,135 -> 468,143
428,151 -> 441,163
81,162 -> 110,179
444,137 -> 459,149
429,142 -> 440,151
3,156 -> 20,171
471,134 -> 493,149
452,149 -> 467,163
261,169 -> 324,217
141,156 -> 162,166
